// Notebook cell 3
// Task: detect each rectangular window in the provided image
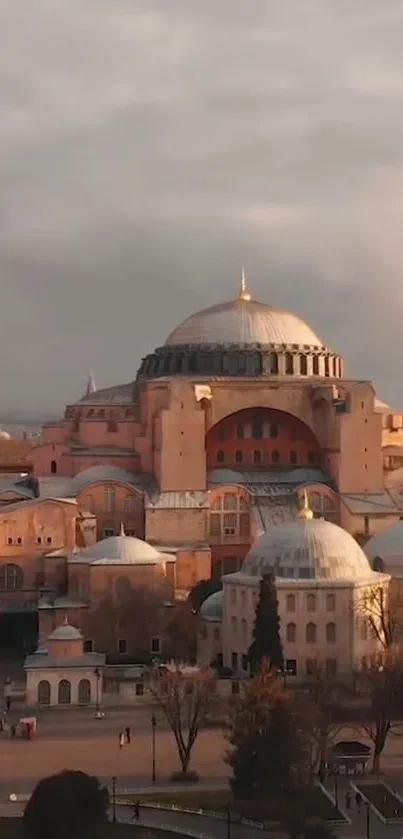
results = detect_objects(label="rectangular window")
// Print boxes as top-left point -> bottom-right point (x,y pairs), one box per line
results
209,514 -> 221,537
252,420 -> 263,439
231,588 -> 237,606
118,638 -> 127,654
236,423 -> 244,439
239,513 -> 250,538
326,658 -> 337,675
272,450 -> 280,463
231,652 -> 238,669
270,423 -> 278,438
104,487 -> 116,514
84,639 -> 94,653
231,680 -> 240,695
289,450 -> 297,465
151,637 -> 161,654
135,683 -> 144,696
253,449 -> 262,464
103,527 -> 115,538
306,658 -> 317,675
241,654 -> 249,671
285,659 -> 297,676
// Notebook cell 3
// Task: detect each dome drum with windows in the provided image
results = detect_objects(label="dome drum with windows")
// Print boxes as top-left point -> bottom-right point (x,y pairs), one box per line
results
137,271 -> 343,381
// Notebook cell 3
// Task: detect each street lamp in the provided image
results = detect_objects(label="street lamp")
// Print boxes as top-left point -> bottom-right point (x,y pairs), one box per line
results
94,668 -> 101,716
111,776 -> 117,824
365,800 -> 371,839
151,714 -> 157,782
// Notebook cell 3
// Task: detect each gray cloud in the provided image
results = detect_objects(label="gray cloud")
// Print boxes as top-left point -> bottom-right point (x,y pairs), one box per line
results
1,0 -> 403,411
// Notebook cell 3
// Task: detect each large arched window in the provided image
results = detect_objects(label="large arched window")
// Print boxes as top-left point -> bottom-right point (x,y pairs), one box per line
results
50,460 -> 57,474
286,594 -> 296,612
58,679 -> 71,705
104,487 -> 116,514
286,623 -> 296,643
209,493 -> 250,541
37,680 -> 51,705
78,678 -> 91,705
306,593 -> 316,612
0,564 -> 23,591
326,593 -> 336,612
124,494 -> 137,515
306,622 -> 317,643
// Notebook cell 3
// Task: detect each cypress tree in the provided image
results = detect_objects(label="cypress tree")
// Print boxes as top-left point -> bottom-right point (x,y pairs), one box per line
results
248,571 -> 284,675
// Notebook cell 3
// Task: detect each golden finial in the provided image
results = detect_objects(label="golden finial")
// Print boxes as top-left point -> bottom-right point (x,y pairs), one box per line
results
298,489 -> 313,521
239,267 -> 251,302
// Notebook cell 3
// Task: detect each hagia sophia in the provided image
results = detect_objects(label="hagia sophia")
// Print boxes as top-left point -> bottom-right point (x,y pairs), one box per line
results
1,271 -> 403,704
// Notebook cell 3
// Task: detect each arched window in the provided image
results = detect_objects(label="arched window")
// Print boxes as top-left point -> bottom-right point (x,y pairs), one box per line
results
107,420 -> 118,433
306,622 -> 317,643
235,450 -> 243,464
286,622 -> 296,643
373,556 -> 385,572
299,354 -> 308,375
217,450 -> 225,464
326,593 -> 336,612
312,356 -> 319,375
37,680 -> 51,705
102,522 -> 115,538
285,353 -> 294,375
269,353 -> 278,374
326,622 -> 336,643
50,460 -> 57,475
78,678 -> 91,705
286,594 -> 296,612
0,564 -> 23,591
253,449 -> 262,465
307,593 -> 316,612
208,493 -> 250,541
58,679 -> 71,705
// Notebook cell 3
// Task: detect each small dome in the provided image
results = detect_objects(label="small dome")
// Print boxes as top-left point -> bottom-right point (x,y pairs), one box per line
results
199,591 -> 224,622
77,533 -> 164,565
364,522 -> 403,570
48,623 -> 83,642
242,517 -> 376,582
166,297 -> 325,348
0,430 -> 11,440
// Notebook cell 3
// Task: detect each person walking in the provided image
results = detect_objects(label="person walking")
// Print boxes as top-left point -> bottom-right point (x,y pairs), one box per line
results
118,732 -> 124,749
345,791 -> 351,810
355,791 -> 362,813
125,726 -> 131,744
132,802 -> 140,821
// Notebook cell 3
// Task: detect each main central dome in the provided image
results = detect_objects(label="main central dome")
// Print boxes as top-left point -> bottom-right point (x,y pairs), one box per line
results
166,298 -> 323,348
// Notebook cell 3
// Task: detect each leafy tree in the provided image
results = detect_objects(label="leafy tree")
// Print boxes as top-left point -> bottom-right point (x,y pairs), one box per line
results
226,661 -> 309,800
148,663 -> 214,775
23,770 -> 109,839
188,578 -> 221,611
248,572 -> 284,674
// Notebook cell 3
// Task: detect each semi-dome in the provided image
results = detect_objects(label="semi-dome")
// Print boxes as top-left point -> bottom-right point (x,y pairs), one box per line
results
364,522 -> 403,569
166,298 -> 324,348
73,531 -> 166,566
48,623 -> 83,642
242,501 -> 376,582
199,590 -> 224,622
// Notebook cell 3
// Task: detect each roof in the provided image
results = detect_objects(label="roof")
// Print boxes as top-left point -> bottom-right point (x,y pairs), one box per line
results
69,465 -> 153,495
243,516 -> 380,582
0,439 -> 32,463
0,496 -> 77,514
165,296 -> 327,348
69,533 -> 167,566
77,381 -> 136,405
25,652 -> 105,670
364,521 -> 403,563
146,491 -> 208,509
48,623 -> 83,641
208,467 -> 332,491
340,492 -> 400,515
199,590 -> 224,622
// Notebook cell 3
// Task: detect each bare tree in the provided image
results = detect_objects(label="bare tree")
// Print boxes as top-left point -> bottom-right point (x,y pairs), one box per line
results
299,668 -> 344,778
360,662 -> 403,773
148,663 -> 214,776
359,584 -> 403,656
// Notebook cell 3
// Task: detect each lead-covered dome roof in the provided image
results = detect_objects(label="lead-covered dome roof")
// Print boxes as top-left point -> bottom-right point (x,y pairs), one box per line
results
364,522 -> 403,570
48,623 -> 83,641
69,532 -> 169,566
166,298 -> 324,348
199,590 -> 224,622
242,515 -> 376,582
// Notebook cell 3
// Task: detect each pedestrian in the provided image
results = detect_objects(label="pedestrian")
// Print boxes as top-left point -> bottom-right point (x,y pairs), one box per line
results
119,732 -> 124,749
135,801 -> 140,821
355,792 -> 362,812
10,724 -> 16,738
345,791 -> 351,810
6,697 -> 10,712
125,726 -> 131,744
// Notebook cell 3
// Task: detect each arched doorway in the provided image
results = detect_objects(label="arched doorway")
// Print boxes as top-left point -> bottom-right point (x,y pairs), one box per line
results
58,679 -> 71,705
37,680 -> 51,705
78,678 -> 91,705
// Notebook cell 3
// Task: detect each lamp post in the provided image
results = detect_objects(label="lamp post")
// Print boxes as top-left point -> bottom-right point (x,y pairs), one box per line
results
227,810 -> 231,839
334,774 -> 339,808
365,801 -> 371,839
94,668 -> 100,715
112,776 -> 117,823
151,714 -> 157,782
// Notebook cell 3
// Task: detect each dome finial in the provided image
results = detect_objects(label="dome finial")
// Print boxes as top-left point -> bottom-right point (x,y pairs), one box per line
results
239,267 -> 251,302
299,489 -> 313,521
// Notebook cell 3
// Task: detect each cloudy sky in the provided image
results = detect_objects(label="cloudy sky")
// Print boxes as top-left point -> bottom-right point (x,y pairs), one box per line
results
1,0 -> 403,412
